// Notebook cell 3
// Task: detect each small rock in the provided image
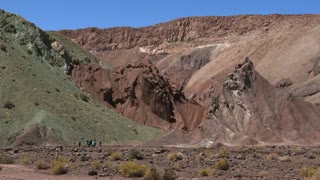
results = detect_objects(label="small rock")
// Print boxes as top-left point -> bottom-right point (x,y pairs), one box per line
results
4,148 -> 13,152
237,154 -> 245,160
152,154 -> 159,157
233,173 -> 241,178
304,152 -> 316,159
278,156 -> 292,162
98,173 -> 106,177
88,170 -> 98,176
13,149 -> 19,153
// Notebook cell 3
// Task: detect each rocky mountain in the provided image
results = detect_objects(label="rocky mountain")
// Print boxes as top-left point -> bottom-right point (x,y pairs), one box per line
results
0,9 -> 161,146
58,14 -> 320,146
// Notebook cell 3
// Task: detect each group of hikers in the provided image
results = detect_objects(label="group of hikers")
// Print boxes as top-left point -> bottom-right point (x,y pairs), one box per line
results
77,139 -> 102,148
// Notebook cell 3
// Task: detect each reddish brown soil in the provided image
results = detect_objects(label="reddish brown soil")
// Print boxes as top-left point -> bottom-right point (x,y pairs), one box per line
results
1,145 -> 320,179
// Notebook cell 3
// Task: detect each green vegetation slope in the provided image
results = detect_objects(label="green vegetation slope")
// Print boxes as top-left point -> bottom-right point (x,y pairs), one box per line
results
0,9 -> 161,146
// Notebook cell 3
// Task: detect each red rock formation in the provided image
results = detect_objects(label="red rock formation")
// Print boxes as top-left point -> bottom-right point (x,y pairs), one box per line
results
71,62 -> 205,130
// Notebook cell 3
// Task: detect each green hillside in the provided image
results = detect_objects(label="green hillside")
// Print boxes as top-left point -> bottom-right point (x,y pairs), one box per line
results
0,10 -> 161,146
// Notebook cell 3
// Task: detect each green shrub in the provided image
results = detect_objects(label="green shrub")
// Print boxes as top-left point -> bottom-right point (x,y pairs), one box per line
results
109,152 -> 123,161
119,161 -> 148,178
0,155 -> 14,164
79,94 -> 89,102
36,160 -> 49,170
74,93 -> 79,99
50,156 -> 70,175
144,167 -> 162,180
215,159 -> 229,171
199,168 -> 215,176
167,152 -> 184,161
0,44 -> 7,51
128,149 -> 144,160
299,167 -> 317,178
217,149 -> 229,158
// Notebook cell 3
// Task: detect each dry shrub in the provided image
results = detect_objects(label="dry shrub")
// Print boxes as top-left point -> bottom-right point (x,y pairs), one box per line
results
0,155 -> 14,164
167,152 -> 184,161
217,149 -> 229,158
215,159 -> 229,171
91,160 -> 101,170
299,166 -> 317,178
119,161 -> 148,178
266,153 -> 279,160
50,156 -> 70,175
309,169 -> 320,180
109,151 -> 123,161
128,149 -> 144,160
199,168 -> 215,176
258,170 -> 268,177
163,168 -> 177,180
36,160 -> 49,170
20,155 -> 30,164
144,167 -> 162,180
103,160 -> 112,168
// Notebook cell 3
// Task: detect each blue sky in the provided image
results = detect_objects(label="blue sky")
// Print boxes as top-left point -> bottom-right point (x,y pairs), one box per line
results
1,0 -> 320,30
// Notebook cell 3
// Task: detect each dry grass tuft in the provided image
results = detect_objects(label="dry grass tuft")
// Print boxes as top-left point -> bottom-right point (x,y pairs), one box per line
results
50,156 -> 70,175
299,166 -> 317,178
167,152 -> 184,161
36,160 -> 49,170
109,151 -> 123,161
119,161 -> 148,178
215,159 -> 229,171
199,168 -> 216,176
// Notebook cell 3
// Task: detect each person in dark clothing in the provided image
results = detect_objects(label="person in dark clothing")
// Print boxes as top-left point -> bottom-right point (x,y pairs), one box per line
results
86,140 -> 90,147
78,141 -> 81,147
99,141 -> 102,147
92,139 -> 96,147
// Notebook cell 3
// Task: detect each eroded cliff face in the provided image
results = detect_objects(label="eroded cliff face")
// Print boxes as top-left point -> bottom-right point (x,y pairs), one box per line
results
59,15 -> 320,52
71,61 -> 205,130
192,59 -> 320,146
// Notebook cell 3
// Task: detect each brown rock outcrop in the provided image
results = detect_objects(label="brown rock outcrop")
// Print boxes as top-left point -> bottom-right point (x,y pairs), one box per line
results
59,15 -> 320,52
192,58 -> 320,145
71,62 -> 205,130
